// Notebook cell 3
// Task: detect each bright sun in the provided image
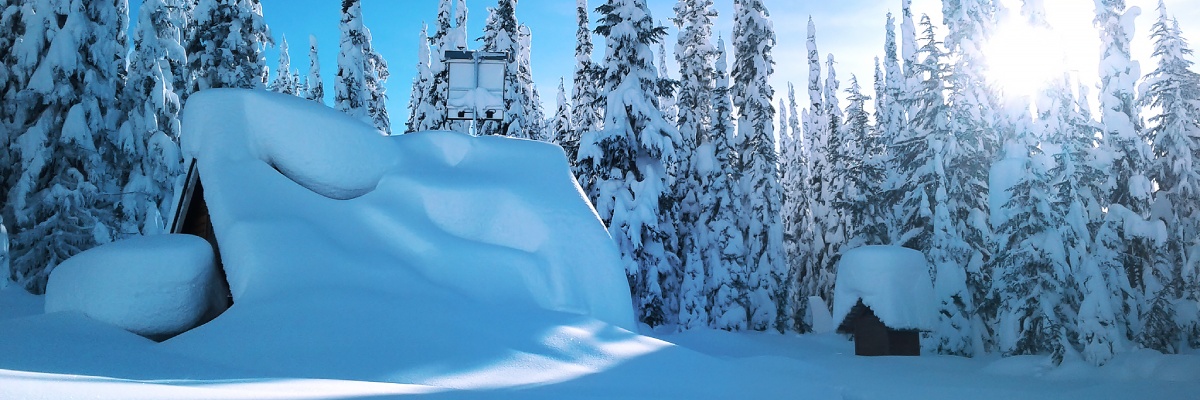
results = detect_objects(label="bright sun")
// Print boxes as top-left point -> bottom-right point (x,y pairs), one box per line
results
983,21 -> 1070,99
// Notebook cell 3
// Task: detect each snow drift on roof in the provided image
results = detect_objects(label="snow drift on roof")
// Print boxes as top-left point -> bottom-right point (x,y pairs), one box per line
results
832,245 -> 936,331
179,89 -> 636,330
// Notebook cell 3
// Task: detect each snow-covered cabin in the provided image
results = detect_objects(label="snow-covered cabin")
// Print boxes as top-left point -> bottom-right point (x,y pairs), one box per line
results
832,246 -> 936,356
169,89 -> 637,331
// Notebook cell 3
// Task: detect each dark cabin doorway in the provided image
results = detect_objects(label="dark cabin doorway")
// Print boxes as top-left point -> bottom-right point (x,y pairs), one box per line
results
170,159 -> 233,323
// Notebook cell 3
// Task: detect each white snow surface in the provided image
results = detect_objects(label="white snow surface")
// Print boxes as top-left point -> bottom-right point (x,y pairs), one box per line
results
43,234 -> 217,338
832,245 -> 937,331
178,89 -> 635,330
1,91 -> 1197,399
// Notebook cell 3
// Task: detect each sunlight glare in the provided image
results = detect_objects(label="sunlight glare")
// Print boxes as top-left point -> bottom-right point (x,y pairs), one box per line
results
984,20 -> 1069,99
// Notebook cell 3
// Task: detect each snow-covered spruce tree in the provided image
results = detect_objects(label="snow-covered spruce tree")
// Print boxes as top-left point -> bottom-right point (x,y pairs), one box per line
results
842,75 -> 880,251
551,79 -> 575,155
186,0 -> 271,92
900,0 -> 920,98
798,17 -> 828,324
479,0 -> 542,140
9,0 -> 128,293
1095,0 -> 1162,351
783,82 -> 814,332
516,24 -> 547,140
580,0 -> 682,328
657,42 -> 679,126
776,95 -> 799,327
873,11 -> 905,247
418,0 -> 466,134
120,0 -> 187,236
889,14 -> 946,255
407,23 -> 436,133
810,53 -> 845,319
269,35 -> 298,95
850,66 -> 887,251
938,0 -> 998,356
1061,81 -> 1137,365
989,109 -> 1076,364
731,0 -> 784,332
362,26 -> 391,134
452,0 -> 468,51
0,0 -> 21,207
335,0 -> 370,125
671,0 -> 717,331
570,0 -> 602,202
886,3 -> 923,248
1142,0 -> 1200,351
703,37 -> 748,331
1036,73 -> 1122,366
305,35 -> 325,104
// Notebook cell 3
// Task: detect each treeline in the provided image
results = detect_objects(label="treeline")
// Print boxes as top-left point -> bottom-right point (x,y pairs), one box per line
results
442,0 -> 1198,367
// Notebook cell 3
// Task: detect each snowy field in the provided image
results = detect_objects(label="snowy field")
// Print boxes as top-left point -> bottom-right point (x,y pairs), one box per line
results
2,285 -> 1198,400
1,90 -> 1197,399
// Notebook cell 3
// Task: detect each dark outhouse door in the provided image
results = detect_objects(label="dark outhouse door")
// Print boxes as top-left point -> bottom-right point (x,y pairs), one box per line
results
838,300 -> 922,357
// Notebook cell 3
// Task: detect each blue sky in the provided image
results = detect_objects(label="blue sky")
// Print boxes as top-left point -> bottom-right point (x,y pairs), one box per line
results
127,0 -> 1199,130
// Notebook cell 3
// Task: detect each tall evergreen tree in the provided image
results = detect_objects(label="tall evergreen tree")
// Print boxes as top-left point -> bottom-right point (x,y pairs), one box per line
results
657,42 -> 679,126
411,0 -> 454,133
408,24 -> 436,133
1095,0 -> 1161,352
1142,0 -> 1200,351
672,0 -> 717,331
842,75 -> 879,250
703,37 -> 747,331
120,0 -> 187,236
305,35 -> 325,104
810,53 -> 845,319
335,0 -> 370,125
269,35 -> 299,95
515,24 -> 547,140
989,107 -> 1076,364
890,14 -> 946,255
479,0 -> 541,139
783,82 -> 813,332
873,11 -> 905,246
362,26 -> 391,134
732,0 -> 783,332
9,0 -> 129,293
571,0 -> 601,201
187,0 -> 271,92
551,79 -> 575,154
798,18 -> 828,324
580,0 -> 681,327
0,0 -> 24,209
1061,81 -> 1136,365
937,0 -> 998,356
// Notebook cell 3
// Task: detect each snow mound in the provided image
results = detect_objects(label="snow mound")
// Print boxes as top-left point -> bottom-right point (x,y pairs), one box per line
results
179,89 -> 635,330
44,234 -> 218,338
832,245 -> 936,331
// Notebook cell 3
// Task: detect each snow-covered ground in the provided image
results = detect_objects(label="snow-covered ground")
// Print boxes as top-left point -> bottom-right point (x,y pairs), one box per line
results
1,90 -> 1197,399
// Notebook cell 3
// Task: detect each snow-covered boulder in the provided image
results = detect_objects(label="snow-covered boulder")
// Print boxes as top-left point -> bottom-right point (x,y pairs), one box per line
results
44,234 -> 218,338
179,89 -> 636,330
832,245 -> 936,331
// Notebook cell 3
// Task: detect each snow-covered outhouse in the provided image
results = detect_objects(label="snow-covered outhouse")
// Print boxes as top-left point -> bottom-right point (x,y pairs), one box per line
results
832,246 -> 936,356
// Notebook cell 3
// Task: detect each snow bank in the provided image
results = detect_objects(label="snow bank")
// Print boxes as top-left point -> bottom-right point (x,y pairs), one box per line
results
832,245 -> 936,331
179,89 -> 635,330
0,286 -> 43,323
43,235 -> 217,338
